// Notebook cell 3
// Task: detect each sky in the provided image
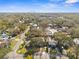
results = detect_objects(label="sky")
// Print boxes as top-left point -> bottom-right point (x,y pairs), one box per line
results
0,0 -> 79,12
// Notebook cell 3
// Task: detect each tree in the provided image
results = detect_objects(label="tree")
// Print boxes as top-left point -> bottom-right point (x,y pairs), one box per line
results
39,19 -> 51,28
62,20 -> 76,28
30,37 -> 45,47
54,32 -> 71,43
53,32 -> 72,54
18,24 -> 27,32
53,19 -> 65,27
69,27 -> 79,38
0,20 -> 9,31
30,28 -> 45,37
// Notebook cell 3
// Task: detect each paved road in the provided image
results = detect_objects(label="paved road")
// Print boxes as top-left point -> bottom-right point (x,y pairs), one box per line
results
4,26 -> 30,59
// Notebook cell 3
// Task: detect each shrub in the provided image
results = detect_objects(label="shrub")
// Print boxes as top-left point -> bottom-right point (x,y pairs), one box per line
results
16,48 -> 27,54
24,55 -> 33,59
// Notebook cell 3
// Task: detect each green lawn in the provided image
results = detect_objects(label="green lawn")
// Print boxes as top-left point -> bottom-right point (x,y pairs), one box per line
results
0,47 -> 11,59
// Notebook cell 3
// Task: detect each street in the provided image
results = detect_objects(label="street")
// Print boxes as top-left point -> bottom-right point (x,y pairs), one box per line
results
4,26 -> 30,59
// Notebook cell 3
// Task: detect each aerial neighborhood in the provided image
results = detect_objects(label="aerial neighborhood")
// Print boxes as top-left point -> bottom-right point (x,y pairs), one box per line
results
0,13 -> 79,59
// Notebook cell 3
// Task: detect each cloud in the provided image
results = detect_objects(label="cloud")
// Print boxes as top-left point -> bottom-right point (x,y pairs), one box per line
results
65,0 -> 79,4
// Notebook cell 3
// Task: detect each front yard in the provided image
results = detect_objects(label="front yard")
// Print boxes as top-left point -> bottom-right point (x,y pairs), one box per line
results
0,47 -> 11,59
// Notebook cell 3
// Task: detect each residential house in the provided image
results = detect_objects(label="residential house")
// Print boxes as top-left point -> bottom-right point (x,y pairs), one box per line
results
1,32 -> 9,48
0,40 -> 6,48
34,51 -> 50,59
56,55 -> 69,59
45,27 -> 58,36
73,38 -> 79,45
32,24 -> 40,29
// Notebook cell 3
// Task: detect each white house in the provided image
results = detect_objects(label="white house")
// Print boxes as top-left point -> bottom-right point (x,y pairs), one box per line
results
33,24 -> 38,27
34,51 -> 50,59
32,24 -> 40,29
46,27 -> 57,36
56,55 -> 69,59
73,38 -> 79,45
